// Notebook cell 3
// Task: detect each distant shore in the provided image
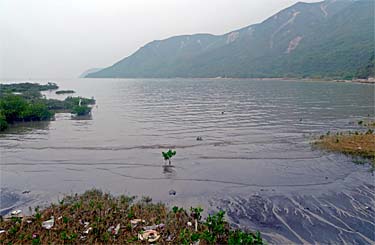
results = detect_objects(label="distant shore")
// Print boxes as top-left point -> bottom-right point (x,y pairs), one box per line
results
83,76 -> 375,84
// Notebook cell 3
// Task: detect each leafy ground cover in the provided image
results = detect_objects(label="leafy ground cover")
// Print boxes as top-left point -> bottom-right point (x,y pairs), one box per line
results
0,190 -> 263,244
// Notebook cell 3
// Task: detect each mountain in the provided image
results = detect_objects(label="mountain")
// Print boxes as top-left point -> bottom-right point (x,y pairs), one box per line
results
80,68 -> 102,78
87,0 -> 374,79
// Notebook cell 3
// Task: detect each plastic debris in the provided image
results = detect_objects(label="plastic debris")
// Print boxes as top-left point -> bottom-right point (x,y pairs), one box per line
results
196,136 -> 203,141
32,233 -> 39,239
187,221 -> 192,226
166,234 -> 173,242
10,210 -> 22,216
169,189 -> 176,196
138,230 -> 160,243
84,221 -> 90,227
42,216 -> 54,229
26,220 -> 32,224
57,216 -> 63,220
143,223 -> 165,230
107,224 -> 120,235
83,227 -> 92,234
0,230 -> 5,234
130,219 -> 145,228
114,224 -> 120,235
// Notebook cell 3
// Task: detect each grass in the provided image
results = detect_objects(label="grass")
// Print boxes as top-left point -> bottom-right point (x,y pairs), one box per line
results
0,190 -> 263,244
315,128 -> 375,168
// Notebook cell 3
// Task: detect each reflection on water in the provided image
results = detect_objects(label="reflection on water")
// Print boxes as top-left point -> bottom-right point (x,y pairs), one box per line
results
162,165 -> 176,178
0,78 -> 374,243
0,120 -> 50,138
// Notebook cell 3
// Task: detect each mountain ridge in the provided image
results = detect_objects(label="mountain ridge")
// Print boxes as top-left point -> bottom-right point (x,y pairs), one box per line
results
87,0 -> 374,79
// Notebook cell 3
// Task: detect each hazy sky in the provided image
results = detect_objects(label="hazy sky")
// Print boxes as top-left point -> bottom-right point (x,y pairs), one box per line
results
0,0 -> 321,79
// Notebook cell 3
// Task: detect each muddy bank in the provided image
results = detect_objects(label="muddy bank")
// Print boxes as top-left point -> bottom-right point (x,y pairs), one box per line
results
214,184 -> 374,244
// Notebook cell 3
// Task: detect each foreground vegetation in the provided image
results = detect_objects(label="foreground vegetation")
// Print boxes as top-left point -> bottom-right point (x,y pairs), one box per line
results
315,121 -> 375,168
0,83 -> 95,131
0,190 -> 263,244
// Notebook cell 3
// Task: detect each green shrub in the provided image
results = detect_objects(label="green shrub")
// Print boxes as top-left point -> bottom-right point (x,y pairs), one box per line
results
22,102 -> 53,121
0,94 -> 28,122
71,105 -> 91,116
0,112 -> 8,131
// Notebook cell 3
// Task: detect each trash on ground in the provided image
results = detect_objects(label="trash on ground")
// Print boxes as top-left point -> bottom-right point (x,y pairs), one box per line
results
42,216 -> 54,229
166,234 -> 173,241
0,230 -> 5,234
130,219 -> 145,228
26,220 -> 32,224
84,221 -> 89,227
10,210 -> 22,216
196,136 -> 203,141
83,227 -> 92,234
143,223 -> 165,230
138,230 -> 160,243
114,224 -> 120,235
22,190 -> 30,194
187,221 -> 192,226
169,189 -> 176,195
108,224 -> 120,235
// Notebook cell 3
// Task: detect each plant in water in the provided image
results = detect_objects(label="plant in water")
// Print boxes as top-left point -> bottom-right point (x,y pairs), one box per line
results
162,149 -> 176,165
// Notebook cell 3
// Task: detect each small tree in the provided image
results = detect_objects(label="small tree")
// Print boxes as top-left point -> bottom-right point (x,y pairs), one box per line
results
162,149 -> 176,165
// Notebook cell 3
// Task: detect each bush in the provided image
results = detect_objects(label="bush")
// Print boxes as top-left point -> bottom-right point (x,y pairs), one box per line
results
71,105 -> 91,116
22,102 -> 53,121
0,94 -> 28,122
0,112 -> 8,131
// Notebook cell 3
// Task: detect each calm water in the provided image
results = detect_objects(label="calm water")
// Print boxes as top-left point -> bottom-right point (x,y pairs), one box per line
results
1,78 -> 374,243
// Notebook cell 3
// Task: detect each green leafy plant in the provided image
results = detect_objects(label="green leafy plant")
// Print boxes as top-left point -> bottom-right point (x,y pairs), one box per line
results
162,149 -> 176,165
203,210 -> 226,244
228,230 -> 263,245
71,105 -> 91,116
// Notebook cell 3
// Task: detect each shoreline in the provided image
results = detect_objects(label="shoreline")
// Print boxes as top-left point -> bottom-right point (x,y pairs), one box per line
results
81,76 -> 375,84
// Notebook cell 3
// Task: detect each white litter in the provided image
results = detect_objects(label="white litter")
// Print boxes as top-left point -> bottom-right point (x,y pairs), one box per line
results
11,210 -> 22,216
138,230 -> 160,243
42,216 -> 54,229
83,227 -> 92,234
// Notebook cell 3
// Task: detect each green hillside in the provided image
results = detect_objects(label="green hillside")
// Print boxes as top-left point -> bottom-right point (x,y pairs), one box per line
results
87,0 -> 374,79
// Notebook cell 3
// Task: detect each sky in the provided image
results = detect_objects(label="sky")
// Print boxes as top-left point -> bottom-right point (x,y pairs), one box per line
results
0,0 -> 321,79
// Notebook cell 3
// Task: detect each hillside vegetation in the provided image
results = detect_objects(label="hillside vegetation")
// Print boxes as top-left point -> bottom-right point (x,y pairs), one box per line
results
87,0 -> 374,79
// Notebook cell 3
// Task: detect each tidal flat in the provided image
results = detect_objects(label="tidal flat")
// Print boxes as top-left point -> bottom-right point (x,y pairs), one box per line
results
1,78 -> 374,243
